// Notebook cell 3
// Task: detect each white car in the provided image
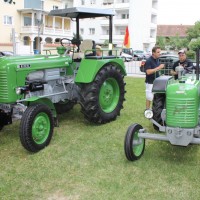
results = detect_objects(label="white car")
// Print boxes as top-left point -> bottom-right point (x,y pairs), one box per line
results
120,52 -> 133,62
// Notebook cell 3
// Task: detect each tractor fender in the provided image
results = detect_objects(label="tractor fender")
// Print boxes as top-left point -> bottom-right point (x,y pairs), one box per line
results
75,58 -> 126,83
152,75 -> 173,93
23,97 -> 57,117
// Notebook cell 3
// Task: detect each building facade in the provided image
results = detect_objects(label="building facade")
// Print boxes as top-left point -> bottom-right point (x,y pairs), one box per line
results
0,0 -> 73,54
0,0 -> 158,54
73,0 -> 159,51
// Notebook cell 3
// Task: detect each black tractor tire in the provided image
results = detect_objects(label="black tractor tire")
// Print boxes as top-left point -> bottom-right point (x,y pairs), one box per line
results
80,65 -> 126,124
124,123 -> 145,161
54,101 -> 75,114
19,104 -> 54,153
152,93 -> 166,131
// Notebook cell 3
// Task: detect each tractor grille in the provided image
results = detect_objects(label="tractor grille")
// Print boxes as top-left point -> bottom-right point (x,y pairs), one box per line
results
0,69 -> 9,100
166,98 -> 197,127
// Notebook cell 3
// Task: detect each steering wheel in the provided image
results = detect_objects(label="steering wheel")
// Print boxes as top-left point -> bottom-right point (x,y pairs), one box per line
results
60,38 -> 72,47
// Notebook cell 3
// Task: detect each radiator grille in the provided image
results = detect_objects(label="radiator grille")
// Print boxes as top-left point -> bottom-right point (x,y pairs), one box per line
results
0,70 -> 9,100
166,98 -> 197,127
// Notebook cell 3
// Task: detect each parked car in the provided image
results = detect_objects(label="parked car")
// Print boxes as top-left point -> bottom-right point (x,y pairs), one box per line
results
120,52 -> 133,62
140,54 -> 179,75
0,51 -> 13,57
133,50 -> 151,60
121,48 -> 150,61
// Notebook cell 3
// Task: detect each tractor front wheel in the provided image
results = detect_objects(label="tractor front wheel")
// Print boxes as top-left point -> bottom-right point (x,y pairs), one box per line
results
19,104 -> 54,152
124,123 -> 145,161
81,65 -> 126,124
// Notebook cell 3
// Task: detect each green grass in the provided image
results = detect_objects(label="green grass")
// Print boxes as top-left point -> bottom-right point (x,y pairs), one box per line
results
1,77 -> 200,200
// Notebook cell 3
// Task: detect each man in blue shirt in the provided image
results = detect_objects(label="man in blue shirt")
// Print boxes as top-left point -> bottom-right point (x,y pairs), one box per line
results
145,46 -> 165,109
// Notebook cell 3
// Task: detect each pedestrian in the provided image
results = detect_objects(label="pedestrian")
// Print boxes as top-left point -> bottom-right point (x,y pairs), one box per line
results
145,46 -> 165,109
170,49 -> 194,79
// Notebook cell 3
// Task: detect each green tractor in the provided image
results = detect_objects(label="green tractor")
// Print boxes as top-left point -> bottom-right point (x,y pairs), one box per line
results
124,49 -> 200,161
0,7 -> 126,152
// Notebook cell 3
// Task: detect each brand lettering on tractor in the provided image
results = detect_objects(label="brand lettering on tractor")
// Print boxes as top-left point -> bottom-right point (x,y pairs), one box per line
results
17,64 -> 31,69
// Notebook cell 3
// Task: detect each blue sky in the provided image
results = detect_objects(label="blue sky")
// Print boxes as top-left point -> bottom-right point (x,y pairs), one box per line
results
157,0 -> 200,25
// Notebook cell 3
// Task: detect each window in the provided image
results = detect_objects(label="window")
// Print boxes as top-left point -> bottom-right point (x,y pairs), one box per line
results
4,15 -> 13,25
24,0 -> 41,9
81,0 -> 85,5
24,16 -> 32,26
24,36 -> 29,45
121,14 -> 129,19
103,0 -> 113,5
89,28 -> 95,35
53,5 -> 58,10
90,0 -> 96,4
80,28 -> 84,35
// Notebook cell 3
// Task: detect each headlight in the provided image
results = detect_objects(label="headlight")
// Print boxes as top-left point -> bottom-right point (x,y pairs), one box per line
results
144,109 -> 153,119
16,87 -> 22,95
15,86 -> 28,95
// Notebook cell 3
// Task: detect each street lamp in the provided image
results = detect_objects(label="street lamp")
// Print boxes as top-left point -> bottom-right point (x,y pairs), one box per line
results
36,11 -> 42,54
35,0 -> 44,54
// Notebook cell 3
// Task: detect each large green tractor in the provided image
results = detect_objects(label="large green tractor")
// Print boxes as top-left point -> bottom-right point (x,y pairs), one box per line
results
0,7 -> 126,152
124,50 -> 200,161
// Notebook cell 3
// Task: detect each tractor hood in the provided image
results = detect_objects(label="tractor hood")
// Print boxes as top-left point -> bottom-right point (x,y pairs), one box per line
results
0,54 -> 72,70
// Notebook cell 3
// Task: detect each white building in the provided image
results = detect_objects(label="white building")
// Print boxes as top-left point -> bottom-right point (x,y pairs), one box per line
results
72,0 -> 159,51
0,0 -> 158,54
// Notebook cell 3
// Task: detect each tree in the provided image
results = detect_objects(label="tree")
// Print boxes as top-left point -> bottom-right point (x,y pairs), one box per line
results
186,21 -> 200,41
189,38 -> 200,51
156,36 -> 165,50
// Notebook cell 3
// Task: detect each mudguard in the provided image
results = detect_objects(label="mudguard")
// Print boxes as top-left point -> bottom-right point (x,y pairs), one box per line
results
152,75 -> 173,93
75,57 -> 126,83
22,97 -> 57,117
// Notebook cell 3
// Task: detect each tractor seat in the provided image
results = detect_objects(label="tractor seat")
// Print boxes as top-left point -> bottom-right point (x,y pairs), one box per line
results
73,39 -> 96,60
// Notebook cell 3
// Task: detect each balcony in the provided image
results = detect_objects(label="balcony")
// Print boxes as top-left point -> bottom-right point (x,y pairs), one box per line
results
114,19 -> 129,26
21,25 -> 71,36
115,3 -> 130,10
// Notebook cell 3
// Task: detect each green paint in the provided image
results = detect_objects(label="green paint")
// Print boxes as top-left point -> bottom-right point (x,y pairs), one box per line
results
99,78 -> 119,113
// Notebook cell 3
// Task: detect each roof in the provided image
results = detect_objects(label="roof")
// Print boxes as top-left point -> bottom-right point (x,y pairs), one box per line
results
157,25 -> 193,37
48,7 -> 115,19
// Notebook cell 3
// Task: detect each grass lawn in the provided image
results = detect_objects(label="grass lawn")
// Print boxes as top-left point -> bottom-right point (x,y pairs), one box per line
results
1,77 -> 200,200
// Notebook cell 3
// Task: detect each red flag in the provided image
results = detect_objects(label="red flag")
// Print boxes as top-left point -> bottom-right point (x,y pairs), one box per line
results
123,27 -> 130,48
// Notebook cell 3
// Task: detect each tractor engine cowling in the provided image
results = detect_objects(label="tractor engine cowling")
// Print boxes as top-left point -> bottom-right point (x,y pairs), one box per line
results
166,81 -> 199,128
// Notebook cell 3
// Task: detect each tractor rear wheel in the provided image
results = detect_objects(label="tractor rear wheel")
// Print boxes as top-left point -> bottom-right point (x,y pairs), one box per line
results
152,93 -> 166,131
124,123 -> 145,161
81,65 -> 125,124
19,104 -> 54,152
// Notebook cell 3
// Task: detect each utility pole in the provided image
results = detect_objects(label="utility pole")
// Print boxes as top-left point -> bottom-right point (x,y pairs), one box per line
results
36,0 -> 44,54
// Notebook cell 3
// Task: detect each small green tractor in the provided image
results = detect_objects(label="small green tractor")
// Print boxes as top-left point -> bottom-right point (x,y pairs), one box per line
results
124,49 -> 200,161
0,7 -> 126,152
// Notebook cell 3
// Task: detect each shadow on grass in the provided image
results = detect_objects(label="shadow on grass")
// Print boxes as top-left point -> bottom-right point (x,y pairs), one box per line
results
144,140 -> 200,164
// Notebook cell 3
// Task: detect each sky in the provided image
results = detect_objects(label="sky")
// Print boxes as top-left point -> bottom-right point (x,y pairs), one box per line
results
157,0 -> 200,25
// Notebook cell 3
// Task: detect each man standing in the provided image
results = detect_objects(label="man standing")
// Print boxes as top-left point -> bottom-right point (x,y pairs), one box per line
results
145,46 -> 165,109
171,49 -> 194,79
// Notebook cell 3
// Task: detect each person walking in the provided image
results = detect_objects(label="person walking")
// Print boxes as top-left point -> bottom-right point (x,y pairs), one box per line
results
145,46 -> 165,109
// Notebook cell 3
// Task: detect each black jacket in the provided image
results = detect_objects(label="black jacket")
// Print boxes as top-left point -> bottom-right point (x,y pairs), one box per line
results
172,59 -> 194,79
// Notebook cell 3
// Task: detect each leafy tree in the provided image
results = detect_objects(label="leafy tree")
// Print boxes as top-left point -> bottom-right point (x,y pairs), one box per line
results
156,36 -> 165,50
186,21 -> 200,41
189,38 -> 200,51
